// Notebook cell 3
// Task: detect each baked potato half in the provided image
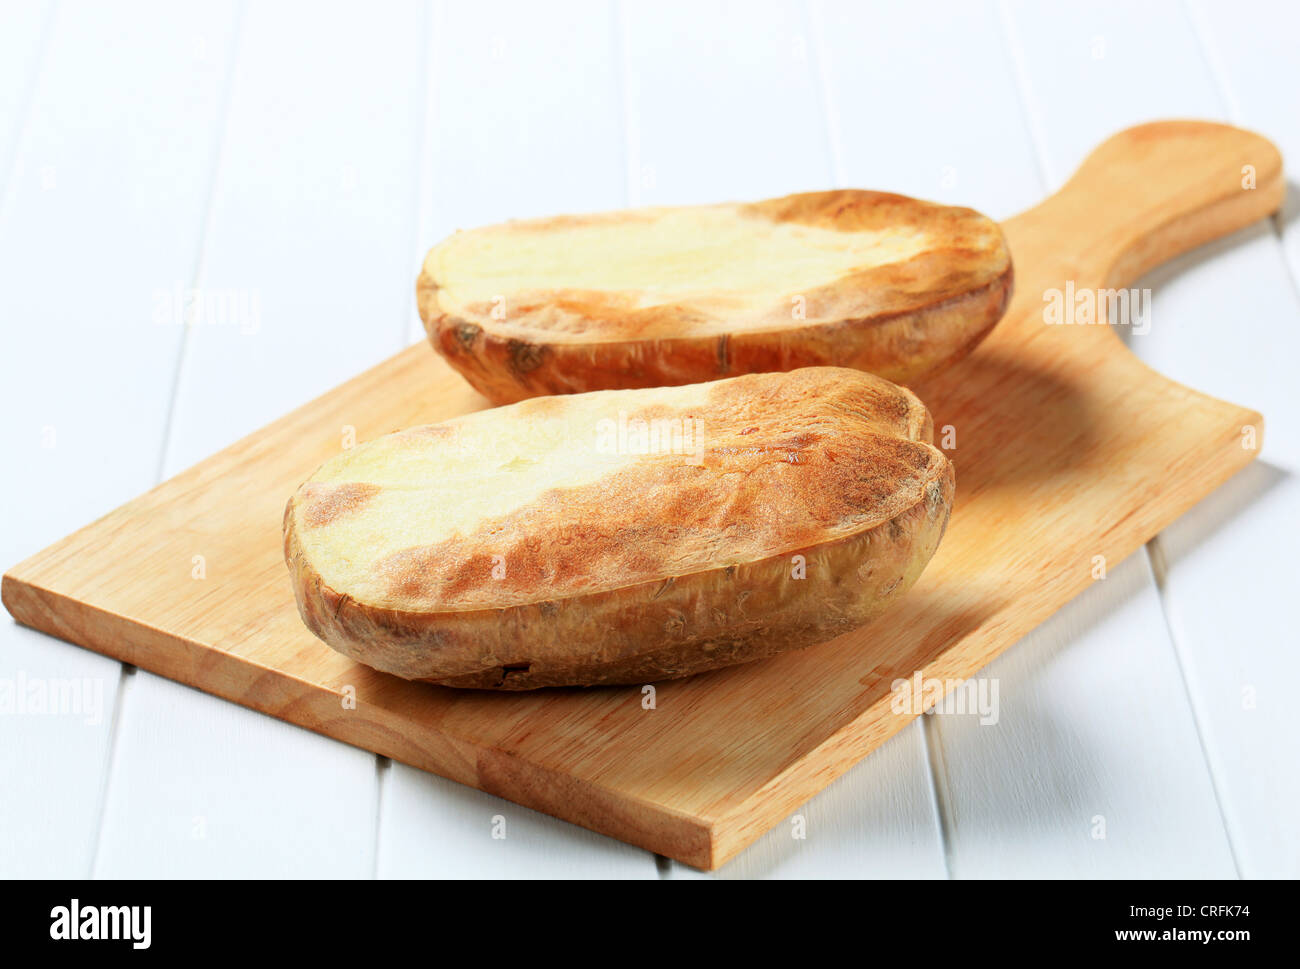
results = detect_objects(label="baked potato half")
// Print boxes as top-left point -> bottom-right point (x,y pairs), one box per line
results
418,190 -> 1012,404
284,367 -> 954,689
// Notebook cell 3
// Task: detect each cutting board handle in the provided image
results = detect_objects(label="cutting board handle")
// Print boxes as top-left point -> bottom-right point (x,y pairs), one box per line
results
1011,121 -> 1284,293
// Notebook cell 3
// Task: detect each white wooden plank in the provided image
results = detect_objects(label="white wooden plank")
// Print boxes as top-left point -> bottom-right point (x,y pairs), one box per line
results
0,0 -> 241,877
0,627 -> 119,878
0,0 -> 52,177
1001,0 -> 1227,188
377,766 -> 657,879
621,0 -> 833,207
1188,0 -> 1300,290
814,0 -> 1041,220
1134,2 -> 1300,877
934,0 -> 1290,876
667,723 -> 947,879
1133,222 -> 1300,469
425,0 -> 626,228
1009,0 -> 1300,879
1,0 -> 240,563
161,0 -> 431,474
931,554 -> 1236,877
94,0 -> 430,878
0,0 -> 100,884
1149,464 -> 1300,878
381,0 -> 658,877
93,674 -> 377,878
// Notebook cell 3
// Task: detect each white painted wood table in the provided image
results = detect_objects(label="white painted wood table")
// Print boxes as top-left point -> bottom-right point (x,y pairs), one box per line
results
2,0 -> 1297,879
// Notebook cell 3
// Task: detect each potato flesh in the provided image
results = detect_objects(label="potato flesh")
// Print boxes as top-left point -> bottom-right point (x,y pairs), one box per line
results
428,205 -> 931,338
299,382 -> 713,608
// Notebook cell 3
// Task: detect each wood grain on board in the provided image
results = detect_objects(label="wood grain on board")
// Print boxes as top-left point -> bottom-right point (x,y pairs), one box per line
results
2,121 -> 1281,869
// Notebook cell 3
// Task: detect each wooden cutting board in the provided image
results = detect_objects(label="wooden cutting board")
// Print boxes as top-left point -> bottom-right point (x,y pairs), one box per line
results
3,121 -> 1281,870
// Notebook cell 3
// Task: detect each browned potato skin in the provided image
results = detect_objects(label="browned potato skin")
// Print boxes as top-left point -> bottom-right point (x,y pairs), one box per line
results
417,190 -> 1013,405
283,368 -> 955,690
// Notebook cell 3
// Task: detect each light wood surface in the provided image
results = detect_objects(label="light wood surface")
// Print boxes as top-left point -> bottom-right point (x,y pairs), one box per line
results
2,120 -> 1281,869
